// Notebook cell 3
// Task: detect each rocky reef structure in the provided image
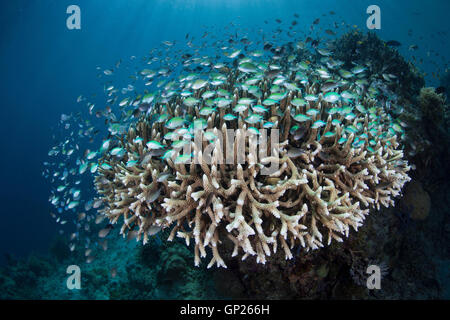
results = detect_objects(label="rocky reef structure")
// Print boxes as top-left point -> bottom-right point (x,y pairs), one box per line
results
332,31 -> 424,98
400,87 -> 449,187
418,87 -> 448,127
94,42 -> 411,268
0,234 -> 217,300
399,180 -> 430,221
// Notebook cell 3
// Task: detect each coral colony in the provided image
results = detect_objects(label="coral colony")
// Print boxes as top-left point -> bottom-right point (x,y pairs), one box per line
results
94,42 -> 411,268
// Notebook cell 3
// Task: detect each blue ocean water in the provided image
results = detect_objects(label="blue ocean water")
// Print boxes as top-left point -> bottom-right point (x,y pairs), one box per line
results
0,0 -> 448,299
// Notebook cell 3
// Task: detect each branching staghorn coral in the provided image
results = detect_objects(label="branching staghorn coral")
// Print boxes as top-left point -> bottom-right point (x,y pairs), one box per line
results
94,49 -> 411,268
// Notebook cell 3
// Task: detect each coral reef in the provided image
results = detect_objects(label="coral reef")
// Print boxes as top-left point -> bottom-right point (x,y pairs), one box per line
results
2,190 -> 447,300
419,87 -> 448,126
6,31 -> 443,300
399,180 -> 430,221
401,87 -> 450,190
211,81 -> 450,298
0,234 -> 218,300
0,254 -> 53,299
212,197 -> 445,300
94,46 -> 411,268
332,31 -> 424,98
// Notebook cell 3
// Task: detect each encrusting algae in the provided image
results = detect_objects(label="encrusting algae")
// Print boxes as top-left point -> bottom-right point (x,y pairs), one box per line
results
94,40 -> 411,268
